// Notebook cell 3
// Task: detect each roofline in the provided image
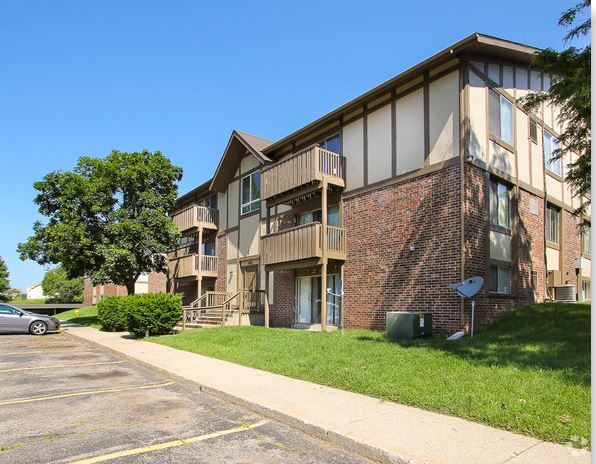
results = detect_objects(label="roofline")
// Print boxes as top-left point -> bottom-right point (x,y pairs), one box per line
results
263,33 -> 539,154
176,178 -> 212,204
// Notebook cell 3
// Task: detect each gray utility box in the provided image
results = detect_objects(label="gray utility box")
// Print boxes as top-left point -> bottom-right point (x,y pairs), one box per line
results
386,311 -> 432,340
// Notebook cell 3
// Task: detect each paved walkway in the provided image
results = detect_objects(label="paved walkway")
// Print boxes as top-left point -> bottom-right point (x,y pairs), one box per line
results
64,325 -> 590,464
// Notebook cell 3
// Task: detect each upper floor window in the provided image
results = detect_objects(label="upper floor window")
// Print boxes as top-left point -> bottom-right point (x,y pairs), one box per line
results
241,171 -> 260,215
198,193 -> 217,209
583,222 -> 591,255
179,234 -> 197,247
545,203 -> 560,244
320,134 -> 340,154
202,240 -> 216,256
489,89 -> 513,146
529,119 -> 538,144
543,131 -> 561,176
298,205 -> 340,227
489,180 -> 511,230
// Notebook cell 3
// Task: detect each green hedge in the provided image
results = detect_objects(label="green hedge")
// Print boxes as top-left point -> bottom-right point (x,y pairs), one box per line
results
97,293 -> 182,337
97,296 -> 128,331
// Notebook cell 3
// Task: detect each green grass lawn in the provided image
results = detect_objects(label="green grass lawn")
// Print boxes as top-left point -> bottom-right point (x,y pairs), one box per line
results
9,299 -> 47,305
150,303 -> 590,447
58,305 -> 100,328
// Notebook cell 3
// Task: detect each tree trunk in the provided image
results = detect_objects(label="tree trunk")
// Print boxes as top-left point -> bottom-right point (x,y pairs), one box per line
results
125,280 -> 136,296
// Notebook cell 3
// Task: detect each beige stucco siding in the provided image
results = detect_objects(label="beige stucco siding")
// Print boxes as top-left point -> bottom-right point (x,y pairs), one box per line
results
516,109 -> 530,185
227,230 -> 239,260
530,134 -> 544,190
366,104 -> 392,184
545,175 -> 563,202
428,72 -> 459,165
343,117 -> 364,190
226,264 -> 238,294
240,155 -> 260,175
468,71 -> 487,161
227,180 -> 239,228
239,214 -> 260,257
488,141 -> 516,177
395,87 -> 425,174
218,192 -> 227,230
546,247 -> 560,271
583,259 -> 591,279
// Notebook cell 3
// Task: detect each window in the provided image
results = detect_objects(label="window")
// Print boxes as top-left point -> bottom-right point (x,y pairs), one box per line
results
488,179 -> 513,294
489,265 -> 512,294
489,89 -> 514,145
582,222 -> 591,255
202,240 -> 216,256
545,204 -> 560,244
179,234 -> 197,247
0,305 -> 19,315
241,171 -> 260,214
529,119 -> 538,143
320,134 -> 340,154
489,180 -> 511,229
298,205 -> 340,227
581,280 -> 591,302
543,131 -> 561,175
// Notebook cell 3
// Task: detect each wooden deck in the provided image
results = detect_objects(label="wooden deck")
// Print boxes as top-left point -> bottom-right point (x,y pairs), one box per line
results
172,205 -> 219,232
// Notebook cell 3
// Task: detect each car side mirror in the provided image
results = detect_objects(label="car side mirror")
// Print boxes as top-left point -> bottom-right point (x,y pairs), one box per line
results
18,313 -> 23,317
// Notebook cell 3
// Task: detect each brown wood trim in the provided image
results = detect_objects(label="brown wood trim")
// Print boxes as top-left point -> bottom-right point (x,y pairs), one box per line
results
545,169 -> 563,182
342,157 -> 459,200
489,133 -> 516,154
546,241 -> 560,251
423,70 -> 430,162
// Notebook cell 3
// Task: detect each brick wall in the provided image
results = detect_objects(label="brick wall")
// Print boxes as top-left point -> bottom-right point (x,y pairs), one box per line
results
562,210 -> 581,292
343,165 -> 463,335
216,234 -> 227,293
83,278 -> 94,305
271,270 -> 294,327
148,272 -> 167,293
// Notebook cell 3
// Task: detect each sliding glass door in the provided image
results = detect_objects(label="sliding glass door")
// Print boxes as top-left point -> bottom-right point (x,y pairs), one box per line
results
295,274 -> 341,325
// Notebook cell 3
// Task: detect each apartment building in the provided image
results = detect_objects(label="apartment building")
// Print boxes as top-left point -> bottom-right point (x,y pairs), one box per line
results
168,33 -> 591,335
83,272 -> 167,305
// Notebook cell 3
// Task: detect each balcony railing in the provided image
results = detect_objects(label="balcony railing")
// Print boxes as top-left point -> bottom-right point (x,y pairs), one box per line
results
172,205 -> 219,232
261,145 -> 345,201
261,223 -> 346,266
199,255 -> 218,277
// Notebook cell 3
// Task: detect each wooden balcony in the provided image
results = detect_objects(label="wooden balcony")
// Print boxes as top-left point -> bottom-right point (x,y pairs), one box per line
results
261,145 -> 345,201
168,254 -> 218,279
172,205 -> 219,232
261,223 -> 346,266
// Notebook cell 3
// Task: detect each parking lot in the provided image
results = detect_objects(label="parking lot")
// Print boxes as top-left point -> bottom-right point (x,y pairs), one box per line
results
0,332 -> 371,464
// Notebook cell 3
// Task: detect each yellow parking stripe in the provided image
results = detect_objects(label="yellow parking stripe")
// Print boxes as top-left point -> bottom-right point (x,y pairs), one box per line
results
71,419 -> 270,464
0,381 -> 174,406
0,360 -> 126,373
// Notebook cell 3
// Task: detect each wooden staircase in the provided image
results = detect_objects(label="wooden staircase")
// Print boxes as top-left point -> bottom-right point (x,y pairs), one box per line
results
178,290 -> 265,330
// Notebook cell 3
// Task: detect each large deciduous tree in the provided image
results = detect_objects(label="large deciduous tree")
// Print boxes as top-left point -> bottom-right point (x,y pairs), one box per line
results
18,150 -> 183,294
41,265 -> 84,303
521,0 -> 591,214
0,256 -> 10,302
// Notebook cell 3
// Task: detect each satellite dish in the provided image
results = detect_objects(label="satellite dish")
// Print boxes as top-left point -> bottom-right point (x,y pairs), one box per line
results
449,276 -> 484,299
448,276 -> 484,338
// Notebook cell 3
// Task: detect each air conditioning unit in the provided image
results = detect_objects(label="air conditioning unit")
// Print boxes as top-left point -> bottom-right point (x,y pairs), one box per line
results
554,285 -> 576,302
547,270 -> 562,288
386,312 -> 432,340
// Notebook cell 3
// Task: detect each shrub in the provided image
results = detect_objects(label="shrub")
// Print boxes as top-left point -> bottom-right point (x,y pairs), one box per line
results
126,293 -> 182,338
97,296 -> 128,331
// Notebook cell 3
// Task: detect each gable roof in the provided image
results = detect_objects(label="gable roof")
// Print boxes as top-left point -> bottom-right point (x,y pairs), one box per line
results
262,33 -> 539,155
210,130 -> 273,192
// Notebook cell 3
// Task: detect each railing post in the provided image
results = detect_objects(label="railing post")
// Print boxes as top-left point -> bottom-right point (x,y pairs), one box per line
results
264,271 -> 270,328
182,308 -> 186,331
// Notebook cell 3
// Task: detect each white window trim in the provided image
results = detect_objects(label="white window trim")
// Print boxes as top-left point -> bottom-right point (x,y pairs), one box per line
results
241,171 -> 260,215
543,130 -> 561,176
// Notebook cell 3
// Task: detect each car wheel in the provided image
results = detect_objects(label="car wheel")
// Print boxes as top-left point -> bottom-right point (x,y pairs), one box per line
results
30,321 -> 48,336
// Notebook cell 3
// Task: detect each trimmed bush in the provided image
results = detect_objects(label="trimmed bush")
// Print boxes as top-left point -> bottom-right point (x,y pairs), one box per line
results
126,293 -> 182,338
97,296 -> 128,331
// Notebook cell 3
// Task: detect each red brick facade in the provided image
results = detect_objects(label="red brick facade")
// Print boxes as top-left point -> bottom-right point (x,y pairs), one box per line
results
562,210 -> 582,289
216,234 -> 227,293
271,270 -> 295,327
342,165 -> 463,335
83,271 -> 166,305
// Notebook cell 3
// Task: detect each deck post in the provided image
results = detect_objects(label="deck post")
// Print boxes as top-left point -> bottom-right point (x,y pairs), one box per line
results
321,181 -> 328,332
264,270 -> 270,328
197,226 -> 203,303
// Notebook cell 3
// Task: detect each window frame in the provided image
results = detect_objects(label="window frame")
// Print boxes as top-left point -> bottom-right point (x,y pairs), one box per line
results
489,88 -> 514,148
543,130 -> 562,176
488,178 -> 514,295
582,221 -> 591,257
240,171 -> 261,215
545,203 -> 561,246
529,118 -> 538,144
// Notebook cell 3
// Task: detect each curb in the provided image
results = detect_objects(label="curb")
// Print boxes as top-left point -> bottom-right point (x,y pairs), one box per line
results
64,329 -> 411,464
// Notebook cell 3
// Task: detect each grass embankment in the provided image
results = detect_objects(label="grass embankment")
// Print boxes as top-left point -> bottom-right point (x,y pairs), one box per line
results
9,299 -> 47,305
58,305 -> 100,328
150,303 -> 590,446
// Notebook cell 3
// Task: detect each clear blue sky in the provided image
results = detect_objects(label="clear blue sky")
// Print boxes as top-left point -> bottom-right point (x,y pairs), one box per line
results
0,1 -> 572,291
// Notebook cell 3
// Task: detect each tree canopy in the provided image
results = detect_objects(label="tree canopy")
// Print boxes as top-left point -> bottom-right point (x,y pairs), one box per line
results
522,0 -> 591,214
18,150 -> 183,294
0,256 -> 10,302
42,265 -> 84,303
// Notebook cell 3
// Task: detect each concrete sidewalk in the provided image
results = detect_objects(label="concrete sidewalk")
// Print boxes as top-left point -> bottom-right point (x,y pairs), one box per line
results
64,325 -> 590,464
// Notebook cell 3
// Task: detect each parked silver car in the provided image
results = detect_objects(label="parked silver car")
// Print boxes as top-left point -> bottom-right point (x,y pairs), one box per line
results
0,304 -> 61,335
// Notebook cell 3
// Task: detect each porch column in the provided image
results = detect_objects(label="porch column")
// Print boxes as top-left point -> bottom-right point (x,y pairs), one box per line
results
197,226 -> 203,303
264,269 -> 270,328
321,182 -> 328,331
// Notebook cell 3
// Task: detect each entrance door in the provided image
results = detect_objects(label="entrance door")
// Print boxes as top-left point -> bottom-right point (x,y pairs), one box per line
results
295,276 -> 321,324
242,265 -> 258,312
